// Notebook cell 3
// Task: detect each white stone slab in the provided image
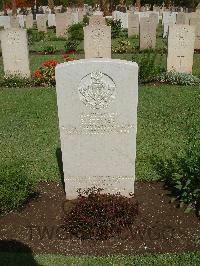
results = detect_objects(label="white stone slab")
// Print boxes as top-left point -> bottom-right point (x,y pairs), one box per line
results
1,28 -> 30,77
48,14 -> 56,27
55,59 -> 138,199
84,25 -> 111,59
167,25 -> 195,73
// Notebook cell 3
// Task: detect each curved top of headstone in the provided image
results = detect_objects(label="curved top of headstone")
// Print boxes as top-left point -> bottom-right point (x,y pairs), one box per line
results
55,58 -> 138,71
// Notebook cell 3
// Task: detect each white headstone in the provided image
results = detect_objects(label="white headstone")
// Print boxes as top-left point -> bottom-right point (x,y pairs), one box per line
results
140,17 -> 157,50
25,15 -> 33,29
55,59 -> 138,199
84,25 -> 111,59
55,13 -> 72,37
1,28 -> 30,77
36,14 -> 47,32
89,15 -> 106,26
167,25 -> 195,73
0,16 -> 11,29
128,13 -> 139,37
17,15 -> 25,28
190,18 -> 200,49
48,14 -> 56,27
163,12 -> 176,37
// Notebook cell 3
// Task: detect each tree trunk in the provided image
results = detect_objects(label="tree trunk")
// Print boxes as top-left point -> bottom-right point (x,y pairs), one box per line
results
136,0 -> 141,9
48,0 -> 55,13
3,0 -> 7,15
12,0 -> 17,16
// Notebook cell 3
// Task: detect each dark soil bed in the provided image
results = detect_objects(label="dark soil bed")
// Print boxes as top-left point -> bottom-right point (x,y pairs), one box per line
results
0,181 -> 200,256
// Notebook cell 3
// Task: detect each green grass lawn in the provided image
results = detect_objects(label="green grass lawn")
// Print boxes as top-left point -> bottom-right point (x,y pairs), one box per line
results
1,252 -> 200,266
0,84 -> 199,182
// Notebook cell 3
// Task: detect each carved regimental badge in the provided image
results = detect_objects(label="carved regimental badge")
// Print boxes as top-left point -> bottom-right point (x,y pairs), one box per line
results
78,72 -> 116,109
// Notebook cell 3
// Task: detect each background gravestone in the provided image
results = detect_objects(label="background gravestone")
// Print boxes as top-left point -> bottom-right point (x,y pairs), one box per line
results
167,25 -> 195,73
55,59 -> 138,199
1,28 -> 30,77
140,17 -> 156,50
128,13 -> 139,37
10,16 -> 20,28
89,15 -> 106,26
55,13 -> 71,37
37,15 -> 47,33
190,18 -> 200,49
25,15 -> 33,29
84,25 -> 111,59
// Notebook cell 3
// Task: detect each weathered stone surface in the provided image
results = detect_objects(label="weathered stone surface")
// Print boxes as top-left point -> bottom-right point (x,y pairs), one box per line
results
55,13 -> 71,37
140,17 -> 157,50
176,12 -> 188,24
0,16 -> 10,29
55,59 -> 138,199
163,12 -> 176,37
167,25 -> 195,73
89,15 -> 106,26
190,18 -> 200,49
48,14 -> 56,27
84,25 -> 111,58
10,16 -> 20,28
25,15 -> 33,29
1,28 -> 30,77
37,15 -> 47,32
128,13 -> 139,37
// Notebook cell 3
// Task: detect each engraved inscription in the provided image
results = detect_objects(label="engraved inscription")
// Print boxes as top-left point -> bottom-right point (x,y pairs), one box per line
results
61,112 -> 135,135
8,31 -> 20,45
78,72 -> 116,110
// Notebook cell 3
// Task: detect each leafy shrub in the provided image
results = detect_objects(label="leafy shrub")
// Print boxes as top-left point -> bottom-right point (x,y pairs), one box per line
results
64,187 -> 139,240
0,163 -> 37,214
157,71 -> 200,86
42,44 -> 57,54
27,29 -> 46,44
33,59 -> 57,87
64,39 -> 80,53
132,52 -> 165,83
112,39 -> 134,53
0,75 -> 31,88
106,19 -> 122,38
152,128 -> 200,216
68,23 -> 84,41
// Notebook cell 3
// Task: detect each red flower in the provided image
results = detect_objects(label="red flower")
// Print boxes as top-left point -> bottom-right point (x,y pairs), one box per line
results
63,54 -> 69,59
43,60 -> 58,67
34,70 -> 42,77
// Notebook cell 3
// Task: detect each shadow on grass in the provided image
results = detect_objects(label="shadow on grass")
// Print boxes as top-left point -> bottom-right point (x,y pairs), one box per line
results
0,239 -> 41,266
56,147 -> 65,191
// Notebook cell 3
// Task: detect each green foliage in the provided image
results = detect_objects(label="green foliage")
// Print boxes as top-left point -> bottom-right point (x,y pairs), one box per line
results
83,15 -> 89,26
42,44 -> 57,55
158,71 -> 200,86
0,75 -> 32,88
64,187 -> 138,240
68,23 -> 84,41
132,52 -> 165,83
0,163 -> 37,214
27,29 -> 46,45
64,39 -> 80,52
106,19 -> 122,39
112,39 -> 134,53
152,119 -> 200,216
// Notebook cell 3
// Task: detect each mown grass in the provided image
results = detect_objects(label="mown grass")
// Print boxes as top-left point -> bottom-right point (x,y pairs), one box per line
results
1,252 -> 200,266
0,84 -> 199,182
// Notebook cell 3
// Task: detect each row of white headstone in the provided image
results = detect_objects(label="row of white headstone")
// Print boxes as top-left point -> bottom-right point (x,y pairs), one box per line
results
0,21 -> 196,81
0,12 -> 85,31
